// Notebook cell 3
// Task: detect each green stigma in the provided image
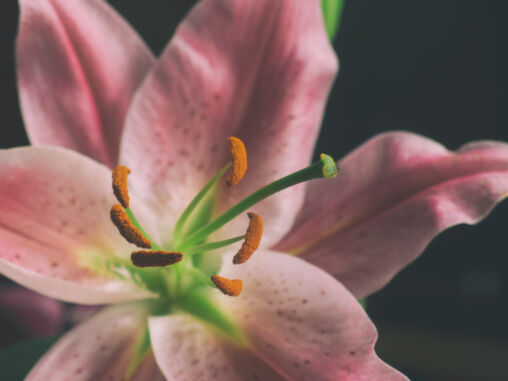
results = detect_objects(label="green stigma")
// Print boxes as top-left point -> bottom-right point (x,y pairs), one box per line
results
320,153 -> 338,178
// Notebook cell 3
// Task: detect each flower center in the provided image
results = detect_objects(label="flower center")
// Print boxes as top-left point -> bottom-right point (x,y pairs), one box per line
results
107,137 -> 337,303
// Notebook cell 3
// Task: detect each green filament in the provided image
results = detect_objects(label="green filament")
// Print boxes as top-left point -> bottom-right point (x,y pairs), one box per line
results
185,235 -> 245,255
125,208 -> 160,250
179,155 -> 338,250
173,163 -> 231,246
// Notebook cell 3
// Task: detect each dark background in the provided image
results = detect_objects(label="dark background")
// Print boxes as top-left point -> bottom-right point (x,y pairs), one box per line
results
1,1 -> 507,380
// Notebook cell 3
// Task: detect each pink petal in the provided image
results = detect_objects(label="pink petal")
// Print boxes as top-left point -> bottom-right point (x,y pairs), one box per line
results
0,147 -> 154,304
0,286 -> 64,337
26,303 -> 158,380
217,251 -> 407,380
149,314 -> 286,380
66,305 -> 101,325
17,0 -> 155,167
130,350 -> 166,381
120,0 -> 337,246
275,132 -> 508,298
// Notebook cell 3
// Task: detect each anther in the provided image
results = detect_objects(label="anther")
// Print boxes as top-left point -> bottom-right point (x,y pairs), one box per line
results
110,204 -> 151,249
226,137 -> 247,186
233,212 -> 263,264
211,275 -> 243,296
112,166 -> 131,208
131,250 -> 183,268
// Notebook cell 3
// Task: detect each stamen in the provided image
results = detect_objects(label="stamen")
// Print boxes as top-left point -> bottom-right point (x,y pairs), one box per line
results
186,235 -> 245,255
110,204 -> 152,249
211,275 -> 243,297
112,166 -> 131,208
131,250 -> 183,268
179,153 -> 339,251
226,137 -> 247,186
173,163 -> 231,246
233,213 -> 263,264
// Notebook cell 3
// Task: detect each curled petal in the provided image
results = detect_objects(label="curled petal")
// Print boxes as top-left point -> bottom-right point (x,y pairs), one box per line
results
120,0 -> 337,246
17,0 -> 155,166
0,147 -> 155,304
276,132 -> 508,298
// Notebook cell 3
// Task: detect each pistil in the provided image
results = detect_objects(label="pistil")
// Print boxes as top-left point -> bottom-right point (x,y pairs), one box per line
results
179,153 -> 338,251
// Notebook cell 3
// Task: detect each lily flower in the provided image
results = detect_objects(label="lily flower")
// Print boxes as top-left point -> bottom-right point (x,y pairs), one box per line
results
2,0 -> 507,379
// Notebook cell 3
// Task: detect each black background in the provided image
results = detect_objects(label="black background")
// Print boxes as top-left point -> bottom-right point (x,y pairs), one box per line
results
1,1 -> 507,380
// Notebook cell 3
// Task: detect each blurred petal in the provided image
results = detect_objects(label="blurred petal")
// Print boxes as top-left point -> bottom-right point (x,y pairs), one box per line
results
130,350 -> 165,381
218,251 -> 407,380
120,0 -> 337,246
17,0 -> 155,167
0,147 -> 154,304
66,305 -> 100,326
26,303 -> 153,381
276,132 -> 508,298
149,314 -> 285,381
0,286 -> 64,337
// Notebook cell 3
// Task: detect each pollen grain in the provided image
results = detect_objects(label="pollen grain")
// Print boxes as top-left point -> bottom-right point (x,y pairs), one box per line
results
131,250 -> 183,268
110,204 -> 151,249
112,166 -> 131,208
226,137 -> 247,186
211,275 -> 243,296
233,212 -> 263,264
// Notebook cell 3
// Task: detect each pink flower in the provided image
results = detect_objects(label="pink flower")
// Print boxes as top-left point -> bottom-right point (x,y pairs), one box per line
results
1,0 -> 507,379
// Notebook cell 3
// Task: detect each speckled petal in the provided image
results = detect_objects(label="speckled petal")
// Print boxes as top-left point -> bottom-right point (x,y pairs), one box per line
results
0,147 -> 155,304
17,0 -> 155,167
26,303 -> 158,380
275,132 -> 508,298
149,314 -> 286,381
120,0 -> 337,247
218,250 -> 408,381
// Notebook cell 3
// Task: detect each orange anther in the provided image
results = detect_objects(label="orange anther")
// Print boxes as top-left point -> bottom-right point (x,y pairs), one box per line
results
226,137 -> 247,186
110,204 -> 151,249
211,275 -> 243,297
233,212 -> 263,264
131,250 -> 183,268
112,166 -> 131,208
